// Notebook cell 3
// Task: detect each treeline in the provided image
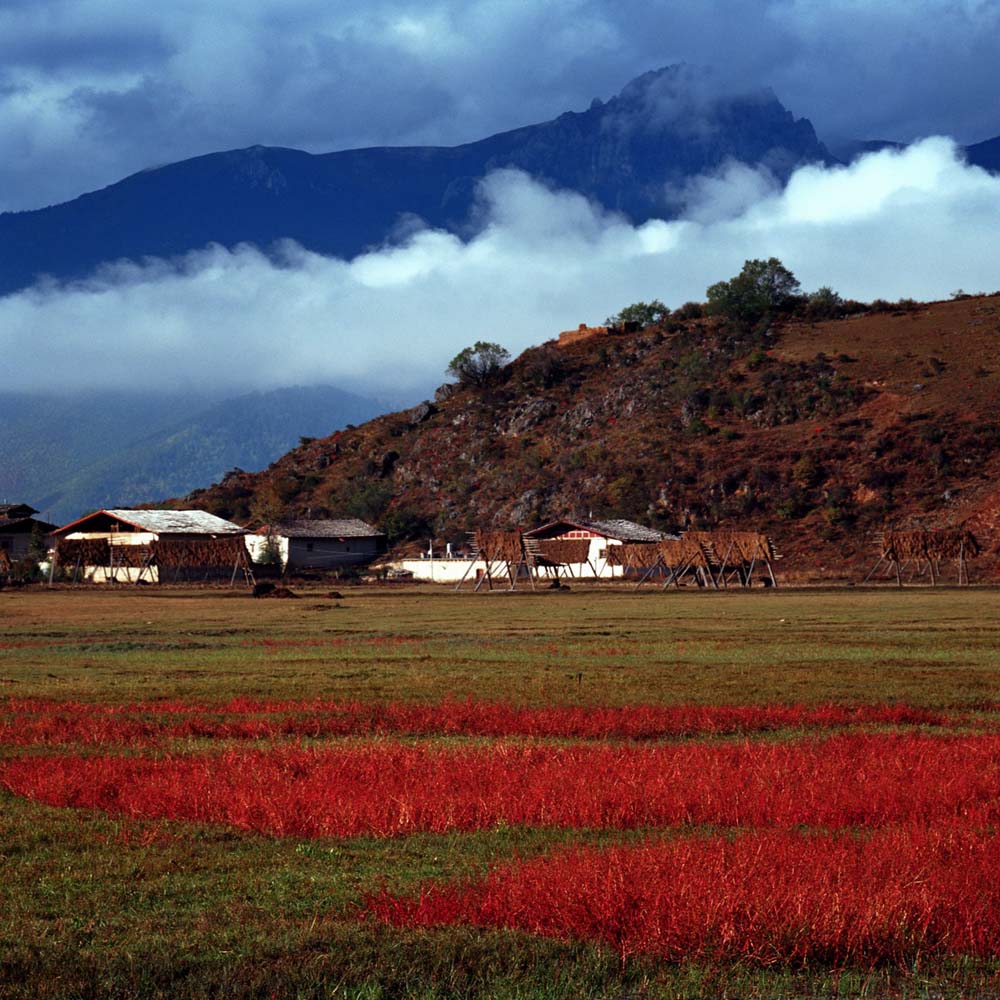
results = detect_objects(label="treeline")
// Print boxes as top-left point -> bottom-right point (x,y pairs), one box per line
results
607,257 -> 927,330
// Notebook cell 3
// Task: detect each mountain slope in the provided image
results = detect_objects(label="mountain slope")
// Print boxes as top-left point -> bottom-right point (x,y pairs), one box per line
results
2,385 -> 383,524
0,66 -> 834,295
183,296 -> 1000,581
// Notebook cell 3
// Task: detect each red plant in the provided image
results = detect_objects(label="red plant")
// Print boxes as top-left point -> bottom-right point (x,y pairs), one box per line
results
0,697 -> 968,748
366,826 -> 1000,965
3,733 -> 1000,838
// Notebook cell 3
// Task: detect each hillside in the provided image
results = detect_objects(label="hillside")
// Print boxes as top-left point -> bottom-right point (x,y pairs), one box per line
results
0,66 -> 834,295
183,295 -> 1000,582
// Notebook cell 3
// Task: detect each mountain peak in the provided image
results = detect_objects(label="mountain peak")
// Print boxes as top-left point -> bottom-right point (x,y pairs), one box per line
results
0,67 -> 835,295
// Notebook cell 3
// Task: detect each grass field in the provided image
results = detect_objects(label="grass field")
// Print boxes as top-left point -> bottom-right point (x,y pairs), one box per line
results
2,584 -> 1000,999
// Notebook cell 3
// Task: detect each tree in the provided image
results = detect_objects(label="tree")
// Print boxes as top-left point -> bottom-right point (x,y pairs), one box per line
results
446,342 -> 511,388
605,300 -> 669,329
706,258 -> 801,323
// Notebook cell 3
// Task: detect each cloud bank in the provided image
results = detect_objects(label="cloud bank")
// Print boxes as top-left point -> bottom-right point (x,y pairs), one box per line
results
2,138 -> 998,398
2,0 -> 1000,212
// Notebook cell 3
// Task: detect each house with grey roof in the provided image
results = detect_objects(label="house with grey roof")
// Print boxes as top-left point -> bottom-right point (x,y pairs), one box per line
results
51,509 -> 246,583
523,518 -> 674,578
246,518 -> 384,572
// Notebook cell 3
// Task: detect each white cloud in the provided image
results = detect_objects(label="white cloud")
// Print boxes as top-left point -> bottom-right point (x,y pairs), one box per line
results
2,138 -> 998,398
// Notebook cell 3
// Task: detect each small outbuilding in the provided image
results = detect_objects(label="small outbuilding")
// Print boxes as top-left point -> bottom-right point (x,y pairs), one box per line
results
246,518 -> 384,572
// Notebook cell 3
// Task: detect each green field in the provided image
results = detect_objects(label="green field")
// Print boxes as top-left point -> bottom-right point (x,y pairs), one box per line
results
2,585 -> 1000,999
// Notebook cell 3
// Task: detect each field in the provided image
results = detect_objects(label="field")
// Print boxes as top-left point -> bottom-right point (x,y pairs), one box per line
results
3,584 -> 1000,999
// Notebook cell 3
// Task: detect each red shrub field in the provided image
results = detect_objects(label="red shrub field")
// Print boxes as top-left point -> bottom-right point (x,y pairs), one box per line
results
4,732 -> 1000,837
366,826 -> 1000,965
5,695 -> 1000,973
0,696 -> 965,747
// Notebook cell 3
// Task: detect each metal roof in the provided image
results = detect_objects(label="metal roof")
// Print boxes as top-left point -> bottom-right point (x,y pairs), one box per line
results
55,509 -> 245,536
260,518 -> 383,539
585,519 -> 667,542
525,518 -> 668,543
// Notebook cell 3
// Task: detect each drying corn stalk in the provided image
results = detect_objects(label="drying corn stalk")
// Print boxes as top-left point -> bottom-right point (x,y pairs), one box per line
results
865,527 -> 981,586
607,543 -> 663,570
151,537 -> 254,586
618,530 -> 778,589
54,538 -> 112,582
524,538 -> 596,580
455,530 -> 534,591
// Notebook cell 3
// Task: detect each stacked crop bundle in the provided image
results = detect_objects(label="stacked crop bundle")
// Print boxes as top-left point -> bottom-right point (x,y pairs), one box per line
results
880,529 -> 980,561
55,538 -> 110,567
109,545 -> 152,568
152,537 -> 248,568
607,544 -> 661,569
535,539 -> 591,565
474,531 -> 525,565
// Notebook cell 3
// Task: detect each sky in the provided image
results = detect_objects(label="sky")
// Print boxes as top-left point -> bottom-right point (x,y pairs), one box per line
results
3,0 -> 1000,398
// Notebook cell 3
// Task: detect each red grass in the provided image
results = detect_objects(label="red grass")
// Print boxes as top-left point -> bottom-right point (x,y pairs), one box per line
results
0,697 -> 965,748
3,733 -> 1000,837
366,826 -> 1000,965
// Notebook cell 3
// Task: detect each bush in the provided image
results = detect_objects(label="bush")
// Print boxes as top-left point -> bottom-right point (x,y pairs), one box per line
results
673,301 -> 704,321
706,258 -> 801,324
805,286 -> 844,320
605,300 -> 669,329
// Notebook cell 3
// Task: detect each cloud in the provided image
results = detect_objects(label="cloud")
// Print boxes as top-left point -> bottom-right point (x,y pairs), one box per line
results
2,138 -> 998,401
2,1 -> 1000,212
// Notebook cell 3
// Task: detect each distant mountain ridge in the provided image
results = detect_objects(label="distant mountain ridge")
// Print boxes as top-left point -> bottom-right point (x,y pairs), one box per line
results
0,385 -> 384,524
0,65 -> 836,295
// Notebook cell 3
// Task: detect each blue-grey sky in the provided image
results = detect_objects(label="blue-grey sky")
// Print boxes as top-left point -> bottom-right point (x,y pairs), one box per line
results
2,0 -> 1000,213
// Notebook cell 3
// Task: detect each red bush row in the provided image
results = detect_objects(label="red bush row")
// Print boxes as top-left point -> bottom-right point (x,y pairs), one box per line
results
3,733 -> 1000,837
366,826 -> 1000,965
0,697 -> 963,747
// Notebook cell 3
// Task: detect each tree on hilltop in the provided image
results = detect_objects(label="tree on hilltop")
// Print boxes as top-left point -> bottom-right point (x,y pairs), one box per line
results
706,258 -> 800,324
447,341 -> 511,388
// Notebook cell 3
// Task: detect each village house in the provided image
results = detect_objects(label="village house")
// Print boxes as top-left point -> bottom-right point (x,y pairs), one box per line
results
0,504 -> 58,562
523,518 -> 671,578
51,509 -> 246,583
386,518 -> 671,584
246,518 -> 384,572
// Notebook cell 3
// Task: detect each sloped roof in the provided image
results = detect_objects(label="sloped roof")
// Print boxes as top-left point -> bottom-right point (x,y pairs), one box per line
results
585,519 -> 667,542
0,516 -> 57,534
0,503 -> 37,519
525,518 -> 667,543
54,509 -> 245,536
258,518 -> 383,539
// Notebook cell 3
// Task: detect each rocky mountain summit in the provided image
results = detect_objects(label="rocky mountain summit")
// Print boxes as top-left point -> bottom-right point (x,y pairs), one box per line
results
0,66 -> 834,295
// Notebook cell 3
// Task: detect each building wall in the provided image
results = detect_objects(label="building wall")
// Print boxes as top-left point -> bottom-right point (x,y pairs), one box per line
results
539,530 -> 625,578
390,540 -> 627,583
390,557 -> 489,583
289,536 -> 380,569
0,533 -> 33,561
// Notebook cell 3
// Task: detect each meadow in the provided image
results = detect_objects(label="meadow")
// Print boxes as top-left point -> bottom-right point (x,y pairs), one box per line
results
2,584 -> 1000,999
